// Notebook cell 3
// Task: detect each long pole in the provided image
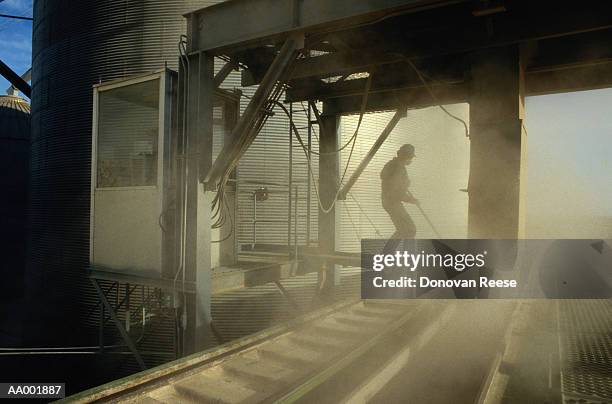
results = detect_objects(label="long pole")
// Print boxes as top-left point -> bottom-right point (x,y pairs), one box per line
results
416,204 -> 442,238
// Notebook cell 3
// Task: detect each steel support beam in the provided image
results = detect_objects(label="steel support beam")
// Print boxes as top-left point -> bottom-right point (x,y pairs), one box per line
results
318,106 -> 340,296
318,109 -> 339,253
338,107 -> 407,200
204,36 -> 301,187
323,82 -> 467,115
291,51 -> 403,81
288,59 -> 612,113
0,59 -> 30,98
214,60 -> 237,88
526,61 -> 612,96
185,0 -> 453,53
91,279 -> 146,370
183,51 -> 215,354
467,46 -> 526,239
306,2 -> 612,65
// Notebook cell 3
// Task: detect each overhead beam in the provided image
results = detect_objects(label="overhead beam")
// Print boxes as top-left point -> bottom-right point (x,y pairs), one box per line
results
526,61 -> 612,96
294,62 -> 612,115
527,29 -> 612,73
287,55 -> 612,114
234,3 -> 612,88
185,0 -> 457,53
291,51 -> 402,81
289,28 -> 612,84
287,53 -> 465,102
312,2 -> 612,62
314,82 -> 467,115
338,107 -> 407,200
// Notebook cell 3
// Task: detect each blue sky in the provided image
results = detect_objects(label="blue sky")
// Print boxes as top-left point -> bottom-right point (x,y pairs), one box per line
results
525,91 -> 612,217
0,1 -> 610,218
0,0 -> 32,93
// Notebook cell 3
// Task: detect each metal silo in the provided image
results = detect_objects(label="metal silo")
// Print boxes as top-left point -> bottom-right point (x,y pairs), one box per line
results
0,95 -> 29,307
27,0 -> 218,347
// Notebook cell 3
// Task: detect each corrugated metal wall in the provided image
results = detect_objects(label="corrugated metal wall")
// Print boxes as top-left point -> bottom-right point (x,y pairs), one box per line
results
217,66 -> 319,250
0,95 -> 30,345
28,0 -> 211,357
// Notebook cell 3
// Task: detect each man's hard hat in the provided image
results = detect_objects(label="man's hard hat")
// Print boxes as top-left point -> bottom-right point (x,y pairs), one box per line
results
397,144 -> 415,158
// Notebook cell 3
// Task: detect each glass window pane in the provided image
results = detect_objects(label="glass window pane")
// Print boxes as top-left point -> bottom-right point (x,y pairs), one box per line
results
97,78 -> 160,187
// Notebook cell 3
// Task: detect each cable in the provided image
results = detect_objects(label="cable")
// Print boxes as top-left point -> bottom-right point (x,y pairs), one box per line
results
270,73 -> 372,214
243,83 -> 371,158
211,51 -> 301,233
211,196 -> 234,243
342,200 -> 362,240
392,53 -> 469,138
347,192 -> 382,237
308,77 -> 371,156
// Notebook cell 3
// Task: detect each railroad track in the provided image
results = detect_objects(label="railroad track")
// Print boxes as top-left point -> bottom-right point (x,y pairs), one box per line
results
63,299 -> 456,403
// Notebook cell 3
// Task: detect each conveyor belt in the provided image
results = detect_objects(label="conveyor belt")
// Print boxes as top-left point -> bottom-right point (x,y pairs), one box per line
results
62,299 -> 455,403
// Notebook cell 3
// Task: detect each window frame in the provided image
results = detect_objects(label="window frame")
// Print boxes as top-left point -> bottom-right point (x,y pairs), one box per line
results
91,71 -> 168,191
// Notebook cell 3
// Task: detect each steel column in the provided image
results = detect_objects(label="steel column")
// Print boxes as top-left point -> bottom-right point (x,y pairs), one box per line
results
318,106 -> 340,297
318,109 -> 340,253
184,51 -> 215,353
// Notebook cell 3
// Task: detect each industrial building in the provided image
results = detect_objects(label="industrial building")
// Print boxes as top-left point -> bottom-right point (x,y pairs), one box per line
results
0,0 -> 611,402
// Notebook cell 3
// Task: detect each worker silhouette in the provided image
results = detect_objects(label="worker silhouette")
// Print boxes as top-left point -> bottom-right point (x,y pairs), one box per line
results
381,144 -> 419,252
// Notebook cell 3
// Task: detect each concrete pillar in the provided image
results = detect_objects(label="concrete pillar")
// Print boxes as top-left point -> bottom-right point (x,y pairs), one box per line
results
468,46 -> 526,239
184,51 -> 214,353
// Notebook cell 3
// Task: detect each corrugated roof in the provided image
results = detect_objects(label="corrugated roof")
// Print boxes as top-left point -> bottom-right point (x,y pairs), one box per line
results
0,95 -> 30,141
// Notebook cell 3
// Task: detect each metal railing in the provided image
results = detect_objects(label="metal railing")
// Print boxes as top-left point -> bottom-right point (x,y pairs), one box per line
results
228,179 -> 306,259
